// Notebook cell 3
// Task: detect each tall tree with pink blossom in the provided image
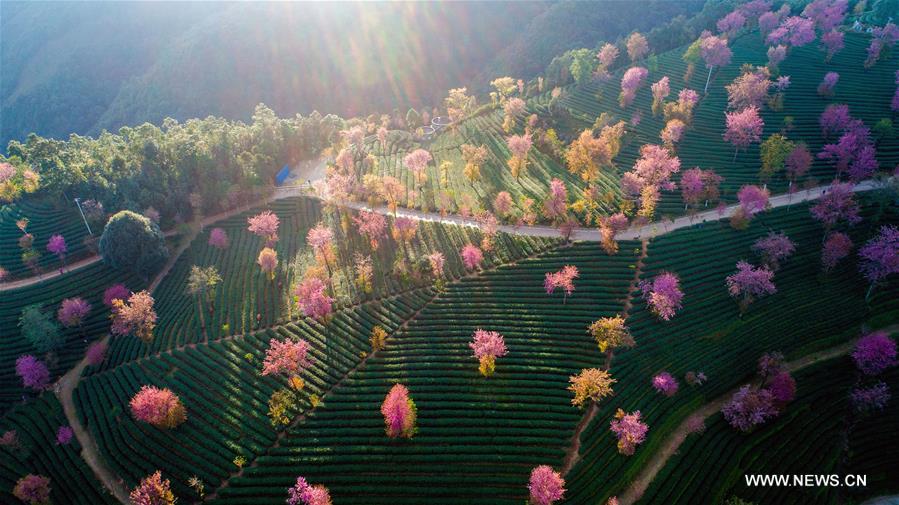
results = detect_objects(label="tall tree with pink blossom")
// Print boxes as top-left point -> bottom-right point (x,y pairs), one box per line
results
810,181 -> 861,231
111,291 -> 157,342
821,232 -> 853,271
544,265 -> 578,303
295,277 -> 334,321
820,31 -> 844,62
766,45 -> 787,72
717,11 -> 746,36
752,232 -> 796,271
403,149 -> 432,193
701,35 -> 733,93
726,261 -> 776,315
507,134 -> 533,180
852,331 -> 896,376
640,272 -> 684,321
103,283 -> 131,308
651,76 -> 670,116
680,168 -> 723,210
130,386 -> 187,428
735,185 -> 770,228
722,385 -> 777,432
86,341 -> 108,366
461,244 -> 484,271
652,372 -> 679,396
354,211 -> 387,250
15,355 -> 49,391
610,409 -> 648,455
58,297 -> 91,331
724,106 -> 764,160
819,104 -> 851,138
619,67 -> 648,108
307,223 -> 335,277
46,233 -> 66,272
247,211 -> 280,245
767,16 -> 816,47
543,178 -> 568,223
859,225 -> 899,300
626,32 -> 649,62
381,383 -> 417,438
469,329 -> 508,377
262,338 -> 313,377
208,227 -> 229,250
528,465 -> 566,505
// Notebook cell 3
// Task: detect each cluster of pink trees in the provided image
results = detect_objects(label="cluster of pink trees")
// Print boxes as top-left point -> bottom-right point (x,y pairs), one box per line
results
850,331 -> 896,412
864,23 -> 899,68
639,272 -> 684,321
353,211 -> 387,250
57,297 -> 91,330
722,352 -> 795,431
287,476 -> 332,505
469,329 -> 508,377
817,106 -> 878,182
381,384 -> 417,438
811,181 -> 861,230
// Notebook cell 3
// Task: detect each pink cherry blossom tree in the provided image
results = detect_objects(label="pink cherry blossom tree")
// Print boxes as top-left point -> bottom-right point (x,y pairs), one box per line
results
651,76 -> 670,116
652,371 -> 679,396
767,45 -> 787,71
821,232 -> 853,271
381,384 -> 417,438
13,474 -> 51,505
810,181 -> 861,230
404,149 -> 432,189
56,426 -> 73,445
640,272 -> 684,321
680,168 -> 723,210
46,234 -> 67,271
507,134 -> 533,180
543,178 -> 568,223
461,244 -> 483,270
818,72 -> 839,96
717,11 -> 746,35
208,227 -> 229,249
15,355 -> 49,390
626,32 -> 649,62
130,386 -> 187,428
766,16 -> 816,47
130,471 -> 175,505
726,261 -> 776,314
262,338 -> 313,377
287,476 -> 333,505
469,329 -> 508,377
528,465 -> 566,505
353,211 -> 387,250
58,297 -> 91,330
544,265 -> 579,303
853,331 -> 897,376
619,67 -> 648,108
247,211 -> 280,245
295,277 -> 334,321
785,143 -> 812,185
610,409 -> 649,455
820,31 -> 844,61
819,104 -> 851,138
722,385 -> 777,431
86,340 -> 108,366
751,231 -> 796,271
724,106 -> 764,160
859,225 -> 899,300
700,35 -> 733,93
111,291 -> 157,342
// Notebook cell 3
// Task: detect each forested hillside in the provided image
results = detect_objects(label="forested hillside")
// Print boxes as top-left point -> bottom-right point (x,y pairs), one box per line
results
0,1 -> 703,148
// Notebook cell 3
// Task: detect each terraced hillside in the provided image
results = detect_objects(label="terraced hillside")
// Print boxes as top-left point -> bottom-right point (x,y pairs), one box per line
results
0,260 -> 144,412
103,196 -> 558,367
0,200 -> 93,279
0,395 -> 115,504
640,359 -> 899,505
212,241 -> 640,504
358,29 -> 898,223
563,197 -> 899,504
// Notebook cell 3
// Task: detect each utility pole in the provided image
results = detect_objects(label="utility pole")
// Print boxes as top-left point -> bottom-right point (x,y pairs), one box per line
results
74,198 -> 92,236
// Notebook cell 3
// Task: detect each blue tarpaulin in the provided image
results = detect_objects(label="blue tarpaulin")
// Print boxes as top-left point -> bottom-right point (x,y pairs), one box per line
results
275,164 -> 290,186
